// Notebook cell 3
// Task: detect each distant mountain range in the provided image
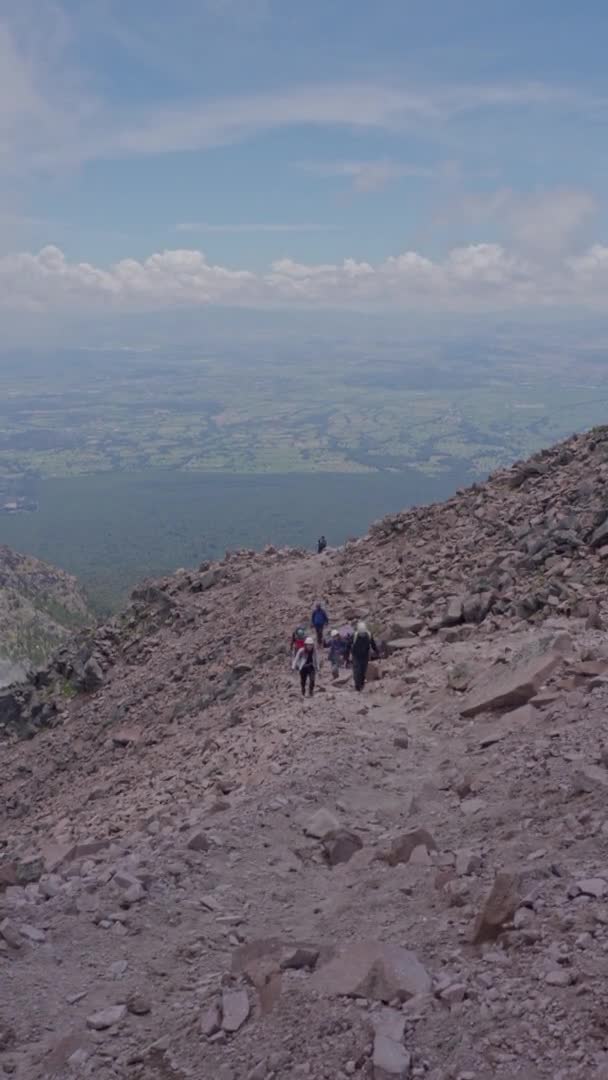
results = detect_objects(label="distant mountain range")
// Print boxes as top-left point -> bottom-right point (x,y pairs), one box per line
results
0,545 -> 94,687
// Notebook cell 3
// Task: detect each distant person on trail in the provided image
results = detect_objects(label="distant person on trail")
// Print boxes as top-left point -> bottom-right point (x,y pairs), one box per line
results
351,621 -> 378,692
290,626 -> 307,658
317,535 -> 327,554
311,602 -> 329,645
327,628 -> 346,679
292,636 -> 319,697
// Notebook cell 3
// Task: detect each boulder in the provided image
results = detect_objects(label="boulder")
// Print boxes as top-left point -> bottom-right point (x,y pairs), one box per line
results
441,596 -> 464,627
310,941 -> 431,1002
472,871 -> 520,944
222,988 -> 250,1033
86,1005 -> 127,1031
80,657 -> 104,692
304,809 -> 340,839
447,663 -> 472,692
383,829 -> 437,868
390,616 -> 424,637
323,829 -> 363,867
460,652 -> 561,718
464,591 -> 494,624
373,1035 -> 411,1079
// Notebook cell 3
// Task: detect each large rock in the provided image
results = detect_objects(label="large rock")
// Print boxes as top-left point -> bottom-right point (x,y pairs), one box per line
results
460,652 -> 561,718
323,829 -> 363,866
472,871 -> 520,944
310,941 -> 431,1002
390,616 -> 424,637
373,1035 -> 411,1079
441,596 -> 464,627
222,989 -> 250,1033
86,1005 -> 127,1030
383,829 -> 437,868
304,808 -> 340,839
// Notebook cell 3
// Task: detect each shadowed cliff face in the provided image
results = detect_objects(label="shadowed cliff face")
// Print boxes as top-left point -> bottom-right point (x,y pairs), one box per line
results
0,544 -> 94,687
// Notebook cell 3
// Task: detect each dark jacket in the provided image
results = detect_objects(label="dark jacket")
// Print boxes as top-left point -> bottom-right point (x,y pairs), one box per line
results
351,630 -> 377,664
311,606 -> 328,628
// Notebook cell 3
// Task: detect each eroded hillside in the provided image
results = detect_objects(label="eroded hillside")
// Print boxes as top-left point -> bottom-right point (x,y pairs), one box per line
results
3,427 -> 608,1079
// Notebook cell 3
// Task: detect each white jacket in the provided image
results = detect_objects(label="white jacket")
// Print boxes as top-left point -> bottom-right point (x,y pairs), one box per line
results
292,646 -> 319,673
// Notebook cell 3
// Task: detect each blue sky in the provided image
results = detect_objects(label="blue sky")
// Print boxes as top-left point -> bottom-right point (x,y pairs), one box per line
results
3,0 -> 608,333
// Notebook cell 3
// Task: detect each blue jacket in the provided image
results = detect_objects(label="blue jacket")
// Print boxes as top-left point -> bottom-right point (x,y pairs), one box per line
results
312,606 -> 328,628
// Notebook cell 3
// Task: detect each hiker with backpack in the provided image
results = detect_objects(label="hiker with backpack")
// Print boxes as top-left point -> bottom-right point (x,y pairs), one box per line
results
311,602 -> 329,646
327,628 -> 346,679
290,625 -> 307,658
292,636 -> 319,697
351,621 -> 379,691
317,535 -> 327,554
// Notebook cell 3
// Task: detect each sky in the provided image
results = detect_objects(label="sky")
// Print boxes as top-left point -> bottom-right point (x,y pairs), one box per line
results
3,0 -> 608,337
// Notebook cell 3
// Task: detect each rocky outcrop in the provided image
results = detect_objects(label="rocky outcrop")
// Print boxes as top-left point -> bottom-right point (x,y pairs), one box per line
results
0,545 -> 93,689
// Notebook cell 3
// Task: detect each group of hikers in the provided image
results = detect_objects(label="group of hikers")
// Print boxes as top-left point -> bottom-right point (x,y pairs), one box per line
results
290,602 -> 379,698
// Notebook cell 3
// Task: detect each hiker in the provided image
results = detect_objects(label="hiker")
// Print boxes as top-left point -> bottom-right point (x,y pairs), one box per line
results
290,625 -> 307,658
340,624 -> 354,667
327,628 -> 346,679
311,602 -> 329,646
351,620 -> 378,692
317,535 -> 327,554
292,635 -> 319,697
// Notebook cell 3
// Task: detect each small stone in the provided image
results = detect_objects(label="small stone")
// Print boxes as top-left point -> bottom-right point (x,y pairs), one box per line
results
280,946 -> 319,971
472,871 -> 519,944
373,1033 -> 411,1078
545,970 -> 574,987
200,1001 -> 222,1037
187,831 -> 210,853
439,982 -> 466,1004
384,829 -> 437,867
127,994 -> 151,1015
456,850 -> 481,876
576,878 -> 607,899
304,809 -> 340,840
86,1005 -> 127,1030
323,829 -> 363,867
110,959 -> 129,979
393,734 -> 409,750
0,919 -> 22,950
222,988 -> 250,1033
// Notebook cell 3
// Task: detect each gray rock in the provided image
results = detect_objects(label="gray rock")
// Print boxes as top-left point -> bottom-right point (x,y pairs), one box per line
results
460,652 -> 562,718
373,1034 -> 411,1078
310,941 -> 431,1002
200,1001 -> 222,1037
86,1005 -> 127,1030
0,918 -> 22,949
323,829 -> 363,867
222,988 -> 250,1033
304,808 -> 340,840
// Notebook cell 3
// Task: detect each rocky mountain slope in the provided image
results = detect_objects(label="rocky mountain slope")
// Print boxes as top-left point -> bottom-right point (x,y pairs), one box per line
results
0,545 -> 94,689
4,426 -> 608,1078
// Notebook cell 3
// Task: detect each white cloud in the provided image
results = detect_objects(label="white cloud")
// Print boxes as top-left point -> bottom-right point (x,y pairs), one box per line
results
175,222 -> 339,233
436,188 -> 598,258
4,240 -> 608,317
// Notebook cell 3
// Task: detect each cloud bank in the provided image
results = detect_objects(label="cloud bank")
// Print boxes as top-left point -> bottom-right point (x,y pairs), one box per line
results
3,241 -> 608,317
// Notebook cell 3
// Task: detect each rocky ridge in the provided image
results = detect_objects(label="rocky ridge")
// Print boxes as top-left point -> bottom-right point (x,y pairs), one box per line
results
4,426 -> 608,1077
0,545 -> 94,690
